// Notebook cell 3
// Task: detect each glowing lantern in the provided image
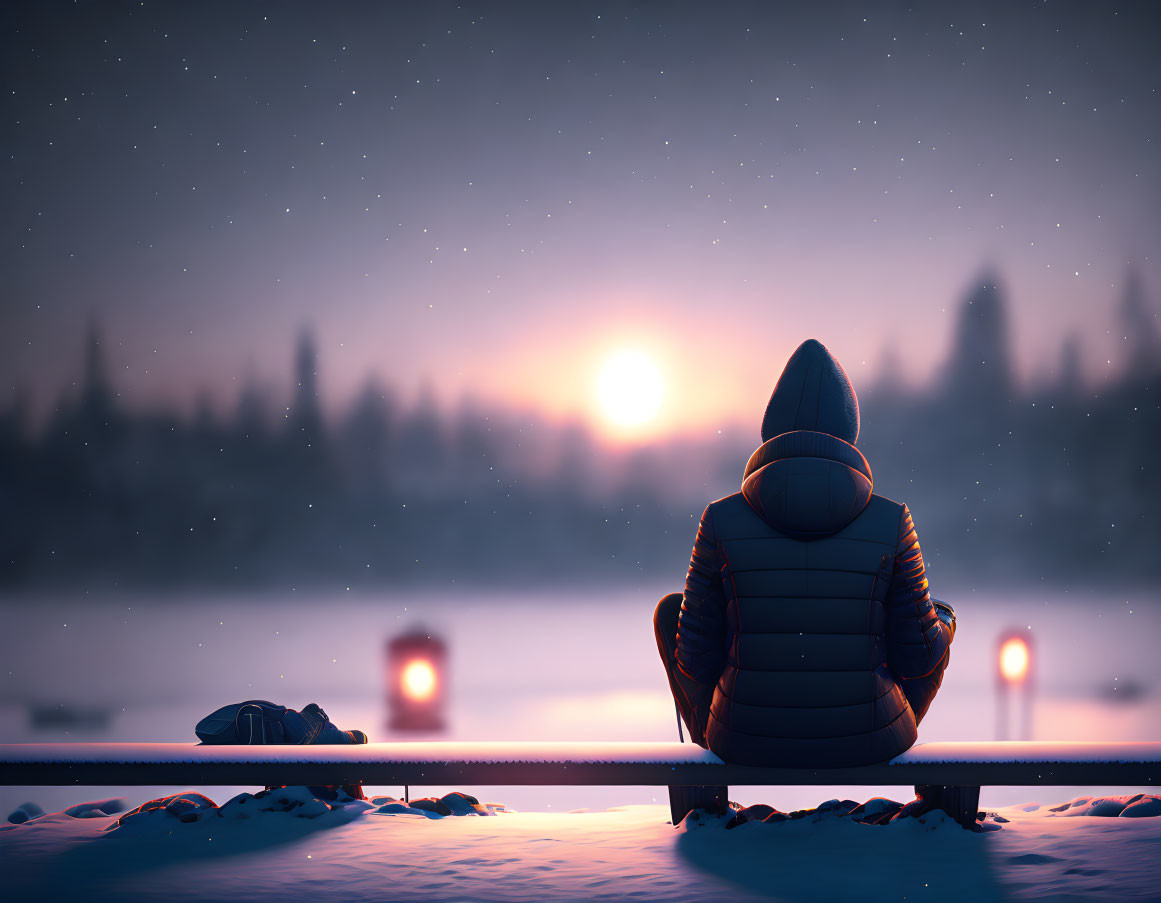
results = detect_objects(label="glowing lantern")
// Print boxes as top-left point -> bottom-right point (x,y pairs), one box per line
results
998,636 -> 1030,685
386,629 -> 447,733
995,629 -> 1035,740
402,659 -> 437,701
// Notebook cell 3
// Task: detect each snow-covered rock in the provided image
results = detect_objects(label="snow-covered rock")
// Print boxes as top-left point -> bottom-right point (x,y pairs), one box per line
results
373,791 -> 498,818
103,787 -> 374,834
1043,794 -> 1161,818
1120,796 -> 1161,817
63,799 -> 125,819
106,792 -> 219,833
6,802 -> 45,824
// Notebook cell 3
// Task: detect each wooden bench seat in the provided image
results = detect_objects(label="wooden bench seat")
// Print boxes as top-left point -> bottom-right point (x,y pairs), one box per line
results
3,740 -> 1158,827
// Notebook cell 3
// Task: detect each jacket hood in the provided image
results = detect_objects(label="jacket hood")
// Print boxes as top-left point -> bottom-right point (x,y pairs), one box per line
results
741,430 -> 873,537
761,339 -> 860,444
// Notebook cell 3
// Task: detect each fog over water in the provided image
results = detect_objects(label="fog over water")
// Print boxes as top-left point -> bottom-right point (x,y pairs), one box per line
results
3,585 -> 1157,815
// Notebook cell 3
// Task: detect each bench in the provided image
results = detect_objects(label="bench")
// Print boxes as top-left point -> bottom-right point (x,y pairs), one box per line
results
3,740 -> 1158,828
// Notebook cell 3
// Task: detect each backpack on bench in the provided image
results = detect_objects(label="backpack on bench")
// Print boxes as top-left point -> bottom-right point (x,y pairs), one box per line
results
195,700 -> 367,745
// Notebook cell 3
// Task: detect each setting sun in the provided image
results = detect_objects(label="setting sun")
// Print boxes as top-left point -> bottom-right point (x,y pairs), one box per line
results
597,349 -> 664,428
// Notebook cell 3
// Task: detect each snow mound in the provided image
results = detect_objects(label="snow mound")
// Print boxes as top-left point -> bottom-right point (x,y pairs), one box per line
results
64,798 -> 126,818
712,794 -> 997,832
369,791 -> 501,818
6,802 -> 45,824
1121,797 -> 1161,817
7,798 -> 124,824
1043,794 -> 1161,818
87,787 -> 509,835
105,787 -> 374,834
691,792 -> 1161,833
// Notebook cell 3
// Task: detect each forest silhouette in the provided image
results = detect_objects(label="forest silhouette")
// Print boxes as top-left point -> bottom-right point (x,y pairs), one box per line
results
2,271 -> 1158,590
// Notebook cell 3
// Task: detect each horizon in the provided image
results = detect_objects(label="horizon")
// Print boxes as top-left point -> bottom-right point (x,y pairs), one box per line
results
11,265 -> 1156,445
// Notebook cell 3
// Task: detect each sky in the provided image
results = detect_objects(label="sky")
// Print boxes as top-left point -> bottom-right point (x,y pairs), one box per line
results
2,0 -> 1159,440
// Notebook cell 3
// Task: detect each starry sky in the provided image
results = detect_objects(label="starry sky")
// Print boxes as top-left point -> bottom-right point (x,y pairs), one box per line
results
3,1 -> 1159,438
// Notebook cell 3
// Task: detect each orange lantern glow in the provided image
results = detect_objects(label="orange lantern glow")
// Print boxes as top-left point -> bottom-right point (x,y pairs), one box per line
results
998,636 -> 1030,685
386,629 -> 447,733
995,629 -> 1035,740
401,658 -> 437,701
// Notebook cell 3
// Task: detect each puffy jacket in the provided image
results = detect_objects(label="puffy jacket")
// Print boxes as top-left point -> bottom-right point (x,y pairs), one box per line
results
676,340 -> 952,768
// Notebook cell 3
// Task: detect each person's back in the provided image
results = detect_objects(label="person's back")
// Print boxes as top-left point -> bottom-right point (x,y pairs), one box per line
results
654,339 -> 954,768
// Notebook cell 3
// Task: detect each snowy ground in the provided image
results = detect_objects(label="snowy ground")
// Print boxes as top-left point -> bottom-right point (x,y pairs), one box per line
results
3,793 -> 1161,902
2,587 -> 1159,899
2,586 -> 1159,814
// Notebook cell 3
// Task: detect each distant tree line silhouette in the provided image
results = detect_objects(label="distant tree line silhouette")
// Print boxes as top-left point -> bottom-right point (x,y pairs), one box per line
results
860,270 -> 1161,585
1,270 -> 1158,589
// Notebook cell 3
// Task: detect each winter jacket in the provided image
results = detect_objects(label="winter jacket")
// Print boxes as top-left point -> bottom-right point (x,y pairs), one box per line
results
675,340 -> 953,768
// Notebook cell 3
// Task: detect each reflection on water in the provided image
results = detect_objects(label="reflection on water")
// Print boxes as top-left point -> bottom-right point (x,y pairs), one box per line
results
2,585 -> 1158,814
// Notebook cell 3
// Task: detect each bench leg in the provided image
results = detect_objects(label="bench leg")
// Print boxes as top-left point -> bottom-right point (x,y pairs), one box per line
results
915,784 -> 981,829
668,785 -> 728,824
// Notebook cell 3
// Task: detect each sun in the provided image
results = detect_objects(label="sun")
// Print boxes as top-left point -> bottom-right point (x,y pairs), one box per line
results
597,349 -> 664,428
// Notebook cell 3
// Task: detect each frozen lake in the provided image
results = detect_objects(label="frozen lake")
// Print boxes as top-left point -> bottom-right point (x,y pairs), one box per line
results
2,584 -> 1159,815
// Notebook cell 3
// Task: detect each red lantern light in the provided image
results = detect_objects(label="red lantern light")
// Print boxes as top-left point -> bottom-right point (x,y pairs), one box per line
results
995,629 -> 1035,740
998,636 -> 1030,685
386,629 -> 447,733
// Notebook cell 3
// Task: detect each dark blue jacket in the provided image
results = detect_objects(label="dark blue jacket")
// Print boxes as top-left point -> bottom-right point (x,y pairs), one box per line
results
676,340 -> 952,768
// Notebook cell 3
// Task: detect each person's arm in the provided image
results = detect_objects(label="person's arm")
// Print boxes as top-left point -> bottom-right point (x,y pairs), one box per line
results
885,505 -> 953,724
676,505 -> 728,685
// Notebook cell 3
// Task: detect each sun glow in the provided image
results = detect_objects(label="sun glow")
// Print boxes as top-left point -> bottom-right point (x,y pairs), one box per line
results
597,349 -> 664,429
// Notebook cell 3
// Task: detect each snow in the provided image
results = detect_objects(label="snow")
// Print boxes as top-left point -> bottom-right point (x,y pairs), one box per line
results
5,587 -> 1159,818
3,792 -> 1161,902
5,739 -> 1158,765
895,741 -> 1161,765
1036,794 -> 1161,818
3,588 -> 1158,898
0,740 -> 721,765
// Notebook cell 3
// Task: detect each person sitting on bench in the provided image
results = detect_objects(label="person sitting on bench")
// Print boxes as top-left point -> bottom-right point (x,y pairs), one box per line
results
654,339 -> 955,767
